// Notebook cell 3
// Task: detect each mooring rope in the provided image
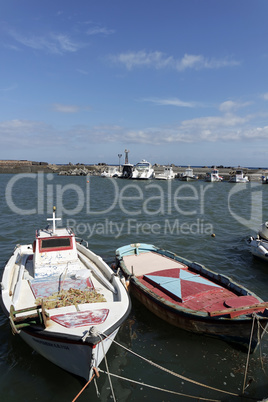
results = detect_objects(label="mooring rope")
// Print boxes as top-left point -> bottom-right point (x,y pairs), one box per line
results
104,335 -> 239,397
242,313 -> 256,394
259,320 -> 268,335
98,368 -> 221,402
99,334 -> 117,402
72,373 -> 95,402
73,317 -> 267,402
257,320 -> 268,377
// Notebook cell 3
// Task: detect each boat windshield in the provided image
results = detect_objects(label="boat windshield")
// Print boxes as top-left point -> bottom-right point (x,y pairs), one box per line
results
136,162 -> 150,170
40,237 -> 72,252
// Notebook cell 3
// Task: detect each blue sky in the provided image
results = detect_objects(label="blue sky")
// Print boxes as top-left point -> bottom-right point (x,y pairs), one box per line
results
1,0 -> 268,167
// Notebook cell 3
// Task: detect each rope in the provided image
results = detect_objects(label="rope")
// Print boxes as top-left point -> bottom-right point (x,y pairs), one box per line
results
73,317 -> 267,402
93,377 -> 100,398
242,313 -> 256,394
259,320 -> 268,335
98,369 -> 221,402
257,320 -> 268,377
71,373 -> 95,402
99,334 -> 116,401
106,335 -> 239,397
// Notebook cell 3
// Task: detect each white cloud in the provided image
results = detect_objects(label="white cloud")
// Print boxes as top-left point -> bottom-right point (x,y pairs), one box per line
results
111,50 -> 240,71
143,97 -> 196,108
219,100 -> 251,113
53,104 -> 80,113
0,84 -> 17,92
6,28 -> 82,54
86,26 -> 115,36
0,107 -> 267,156
111,50 -> 172,70
261,93 -> 268,101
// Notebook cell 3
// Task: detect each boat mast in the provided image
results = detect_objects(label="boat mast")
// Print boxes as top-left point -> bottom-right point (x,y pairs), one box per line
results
47,206 -> 61,234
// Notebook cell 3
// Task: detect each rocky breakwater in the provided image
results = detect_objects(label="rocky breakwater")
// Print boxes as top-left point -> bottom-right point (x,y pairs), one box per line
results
0,160 -> 51,174
57,164 -> 104,176
0,161 -> 104,175
58,166 -> 90,176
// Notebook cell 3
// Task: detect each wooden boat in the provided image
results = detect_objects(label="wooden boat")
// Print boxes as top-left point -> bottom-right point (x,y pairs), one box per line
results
0,208 -> 131,381
115,243 -> 268,352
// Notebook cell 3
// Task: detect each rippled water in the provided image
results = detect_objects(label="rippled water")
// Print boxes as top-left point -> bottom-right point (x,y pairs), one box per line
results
0,174 -> 267,401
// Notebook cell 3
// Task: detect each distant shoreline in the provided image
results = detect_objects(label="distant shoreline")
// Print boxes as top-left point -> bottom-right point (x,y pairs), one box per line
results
0,160 -> 267,180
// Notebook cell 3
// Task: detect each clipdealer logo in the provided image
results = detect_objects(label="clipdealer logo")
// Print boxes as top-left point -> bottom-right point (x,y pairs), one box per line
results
5,172 -> 213,217
66,217 -> 213,239
4,173 -> 263,237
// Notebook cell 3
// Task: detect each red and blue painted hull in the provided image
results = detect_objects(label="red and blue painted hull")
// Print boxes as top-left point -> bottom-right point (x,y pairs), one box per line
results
116,243 -> 268,353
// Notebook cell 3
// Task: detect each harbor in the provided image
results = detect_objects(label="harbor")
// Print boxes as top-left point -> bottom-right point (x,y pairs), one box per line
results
0,159 -> 267,181
0,173 -> 267,401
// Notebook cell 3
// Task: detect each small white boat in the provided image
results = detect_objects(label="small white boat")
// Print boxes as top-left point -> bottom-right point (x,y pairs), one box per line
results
131,160 -> 155,180
179,166 -> 198,181
155,166 -> 175,180
229,169 -> 249,183
262,176 -> 268,184
101,166 -> 120,178
0,208 -> 131,381
248,222 -> 268,261
205,167 -> 223,182
120,163 -> 135,178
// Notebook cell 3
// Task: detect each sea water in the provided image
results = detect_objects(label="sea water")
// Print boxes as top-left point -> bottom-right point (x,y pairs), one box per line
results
0,173 -> 267,401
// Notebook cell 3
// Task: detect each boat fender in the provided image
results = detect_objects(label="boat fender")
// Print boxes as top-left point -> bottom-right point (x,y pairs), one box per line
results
257,244 -> 268,256
33,241 -> 36,253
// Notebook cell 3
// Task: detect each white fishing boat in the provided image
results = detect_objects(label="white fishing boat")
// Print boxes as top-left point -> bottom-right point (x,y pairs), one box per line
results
248,222 -> 268,261
155,166 -> 175,180
229,169 -> 249,183
205,167 -> 223,182
101,166 -> 120,178
121,163 -> 135,178
179,166 -> 198,181
131,160 -> 155,180
0,208 -> 131,382
262,176 -> 268,184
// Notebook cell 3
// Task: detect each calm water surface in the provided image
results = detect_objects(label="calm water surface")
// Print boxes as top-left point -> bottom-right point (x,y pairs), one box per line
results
0,174 -> 267,401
